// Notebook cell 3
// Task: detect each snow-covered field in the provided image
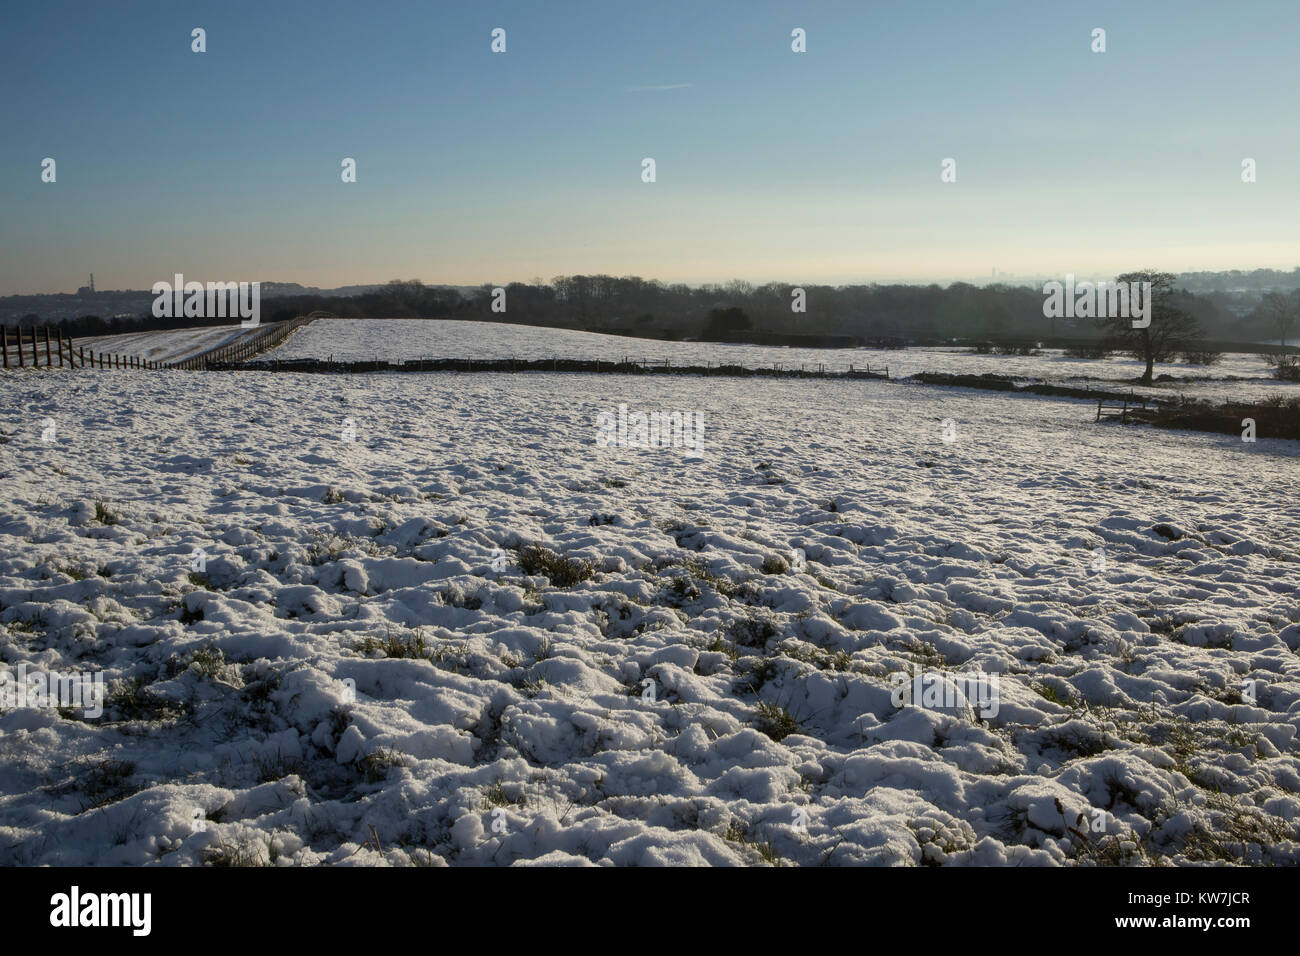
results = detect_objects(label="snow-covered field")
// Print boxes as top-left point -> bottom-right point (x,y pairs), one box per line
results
1,361 -> 1299,866
269,318 -> 1300,403
73,325 -> 268,365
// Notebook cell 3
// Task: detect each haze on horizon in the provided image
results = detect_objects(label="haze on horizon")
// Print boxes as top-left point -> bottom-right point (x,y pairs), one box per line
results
3,0 -> 1300,295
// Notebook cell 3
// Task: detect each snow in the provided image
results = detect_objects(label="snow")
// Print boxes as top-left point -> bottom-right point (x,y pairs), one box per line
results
269,318 -> 1300,403
1,344 -> 1299,866
73,324 -> 271,365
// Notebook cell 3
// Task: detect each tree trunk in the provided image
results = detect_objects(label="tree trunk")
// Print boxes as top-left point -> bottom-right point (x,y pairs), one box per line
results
1141,328 -> 1153,385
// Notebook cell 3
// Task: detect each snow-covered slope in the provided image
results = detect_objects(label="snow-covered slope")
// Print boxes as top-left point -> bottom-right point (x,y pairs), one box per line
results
73,325 -> 263,365
0,366 -> 1298,865
268,318 -> 1299,403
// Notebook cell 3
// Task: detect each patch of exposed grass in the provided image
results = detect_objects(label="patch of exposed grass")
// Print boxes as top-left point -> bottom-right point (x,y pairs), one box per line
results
517,545 -> 594,588
355,628 -> 428,659
480,781 -> 527,809
729,611 -> 777,648
723,820 -> 785,866
77,758 -> 139,809
754,701 -> 800,742
358,747 -> 405,783
189,644 -> 227,679
202,838 -> 272,867
706,634 -> 740,660
105,678 -> 189,723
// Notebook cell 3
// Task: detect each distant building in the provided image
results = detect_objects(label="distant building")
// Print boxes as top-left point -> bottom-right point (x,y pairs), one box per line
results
76,273 -> 95,296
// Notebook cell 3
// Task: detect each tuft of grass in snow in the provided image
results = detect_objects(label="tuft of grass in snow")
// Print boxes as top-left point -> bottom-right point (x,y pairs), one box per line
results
480,782 -> 526,809
76,758 -> 139,810
677,555 -> 739,597
780,640 -> 854,672
57,563 -> 88,581
729,611 -> 777,648
202,838 -> 272,867
355,628 -> 428,659
94,500 -> 119,525
255,753 -> 304,784
359,748 -> 405,783
754,701 -> 800,742
105,678 -> 189,723
189,644 -> 227,680
723,820 -> 785,866
706,634 -> 740,660
1034,683 -> 1068,706
517,545 -> 594,587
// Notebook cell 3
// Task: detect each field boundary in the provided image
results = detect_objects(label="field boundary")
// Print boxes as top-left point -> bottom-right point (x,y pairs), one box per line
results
1,323 -> 166,370
0,316 -> 320,372
203,355 -> 893,379
165,316 -> 317,370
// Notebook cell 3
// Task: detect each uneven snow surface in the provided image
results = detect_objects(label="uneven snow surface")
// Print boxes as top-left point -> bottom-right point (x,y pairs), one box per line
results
1,363 -> 1299,866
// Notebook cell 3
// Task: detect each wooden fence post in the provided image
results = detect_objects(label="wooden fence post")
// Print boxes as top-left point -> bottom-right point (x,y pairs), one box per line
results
17,326 -> 25,366
1,326 -> 7,368
44,327 -> 51,366
79,346 -> 85,368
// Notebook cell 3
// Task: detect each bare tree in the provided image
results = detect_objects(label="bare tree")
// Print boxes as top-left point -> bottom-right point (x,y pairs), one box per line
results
1257,291 -> 1298,347
1100,270 -> 1204,385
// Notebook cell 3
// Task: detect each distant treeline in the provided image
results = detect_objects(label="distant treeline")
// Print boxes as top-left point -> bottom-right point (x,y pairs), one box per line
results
14,275 -> 1277,346
1172,266 -> 1300,294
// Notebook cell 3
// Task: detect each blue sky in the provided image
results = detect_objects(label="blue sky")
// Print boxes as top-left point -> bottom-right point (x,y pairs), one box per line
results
3,0 -> 1299,293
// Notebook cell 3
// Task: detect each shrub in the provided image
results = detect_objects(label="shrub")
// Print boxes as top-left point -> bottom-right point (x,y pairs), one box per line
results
1148,396 -> 1300,440
1274,357 -> 1300,381
1181,349 -> 1223,366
